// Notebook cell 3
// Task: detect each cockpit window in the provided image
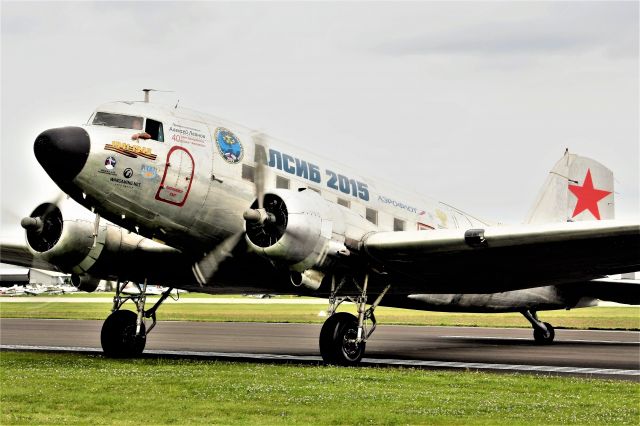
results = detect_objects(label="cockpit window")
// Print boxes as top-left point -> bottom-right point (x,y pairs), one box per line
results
145,119 -> 164,142
92,112 -> 144,130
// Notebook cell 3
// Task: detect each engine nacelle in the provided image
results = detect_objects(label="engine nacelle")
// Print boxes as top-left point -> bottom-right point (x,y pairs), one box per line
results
245,189 -> 378,273
23,202 -> 190,285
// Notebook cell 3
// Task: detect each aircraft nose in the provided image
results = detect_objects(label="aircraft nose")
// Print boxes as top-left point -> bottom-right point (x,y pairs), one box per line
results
34,127 -> 90,183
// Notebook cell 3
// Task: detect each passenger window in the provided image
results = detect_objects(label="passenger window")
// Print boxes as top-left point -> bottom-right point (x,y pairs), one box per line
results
145,119 -> 164,142
394,218 -> 405,231
276,176 -> 290,189
242,164 -> 255,182
337,198 -> 350,208
366,208 -> 378,225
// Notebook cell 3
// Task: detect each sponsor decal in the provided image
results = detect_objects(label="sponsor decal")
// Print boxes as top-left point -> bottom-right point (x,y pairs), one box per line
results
214,127 -> 243,164
169,122 -> 207,146
103,164 -> 141,189
104,141 -> 157,160
378,195 -> 424,214
98,156 -> 117,176
104,156 -> 117,170
141,164 -> 159,179
110,176 -> 141,188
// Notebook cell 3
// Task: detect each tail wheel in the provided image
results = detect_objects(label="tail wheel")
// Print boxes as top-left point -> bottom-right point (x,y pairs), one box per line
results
101,310 -> 146,357
319,312 -> 366,366
533,322 -> 555,345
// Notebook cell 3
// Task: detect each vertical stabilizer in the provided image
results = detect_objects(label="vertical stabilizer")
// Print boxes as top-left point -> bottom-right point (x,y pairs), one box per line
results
525,151 -> 614,224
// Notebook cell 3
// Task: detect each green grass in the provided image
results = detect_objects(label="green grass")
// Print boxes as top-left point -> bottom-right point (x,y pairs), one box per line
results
1,301 -> 639,329
1,351 -> 638,425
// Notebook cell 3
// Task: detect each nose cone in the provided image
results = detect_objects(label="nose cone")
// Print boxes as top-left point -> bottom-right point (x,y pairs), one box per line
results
34,127 -> 90,183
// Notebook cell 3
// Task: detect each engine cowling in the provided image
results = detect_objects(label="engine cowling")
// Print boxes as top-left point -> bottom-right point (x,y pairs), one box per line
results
244,189 -> 378,273
23,202 -> 191,287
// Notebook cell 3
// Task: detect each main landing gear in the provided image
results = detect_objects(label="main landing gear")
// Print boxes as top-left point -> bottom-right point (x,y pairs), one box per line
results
101,281 -> 174,357
521,309 -> 555,344
319,274 -> 390,366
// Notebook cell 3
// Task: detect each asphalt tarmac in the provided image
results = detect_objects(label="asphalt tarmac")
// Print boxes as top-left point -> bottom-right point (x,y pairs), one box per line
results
1,319 -> 638,380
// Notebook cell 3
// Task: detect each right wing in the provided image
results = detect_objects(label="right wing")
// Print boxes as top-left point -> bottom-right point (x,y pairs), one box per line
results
361,220 -> 640,294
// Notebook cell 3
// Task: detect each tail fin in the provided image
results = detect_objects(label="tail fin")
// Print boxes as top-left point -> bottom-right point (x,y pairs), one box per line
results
525,150 -> 614,224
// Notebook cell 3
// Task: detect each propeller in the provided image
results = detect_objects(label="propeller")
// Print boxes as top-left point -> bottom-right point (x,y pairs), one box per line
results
192,132 -> 283,286
191,231 -> 245,287
20,192 -> 67,253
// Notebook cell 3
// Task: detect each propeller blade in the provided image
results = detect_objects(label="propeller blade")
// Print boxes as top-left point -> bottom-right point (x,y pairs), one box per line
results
252,132 -> 267,210
192,232 -> 245,286
255,160 -> 265,210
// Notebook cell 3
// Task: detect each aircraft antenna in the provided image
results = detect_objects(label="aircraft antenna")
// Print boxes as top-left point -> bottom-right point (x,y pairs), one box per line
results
141,88 -> 174,103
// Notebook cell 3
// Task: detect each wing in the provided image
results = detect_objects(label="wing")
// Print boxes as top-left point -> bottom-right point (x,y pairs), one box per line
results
0,239 -> 60,271
361,221 -> 640,293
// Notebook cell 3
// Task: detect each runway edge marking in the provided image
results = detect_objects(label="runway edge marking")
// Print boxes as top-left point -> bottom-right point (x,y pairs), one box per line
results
2,344 -> 638,378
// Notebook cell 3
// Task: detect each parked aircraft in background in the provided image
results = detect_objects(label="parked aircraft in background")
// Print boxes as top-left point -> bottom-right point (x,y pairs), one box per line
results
2,92 -> 638,364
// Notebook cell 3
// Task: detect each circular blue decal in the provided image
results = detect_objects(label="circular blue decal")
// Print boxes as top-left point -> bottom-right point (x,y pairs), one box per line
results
214,127 -> 243,164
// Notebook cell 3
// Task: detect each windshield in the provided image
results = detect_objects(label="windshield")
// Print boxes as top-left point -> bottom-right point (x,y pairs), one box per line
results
92,112 -> 143,130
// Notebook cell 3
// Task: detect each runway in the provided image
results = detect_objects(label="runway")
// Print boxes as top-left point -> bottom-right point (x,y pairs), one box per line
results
1,319 -> 638,380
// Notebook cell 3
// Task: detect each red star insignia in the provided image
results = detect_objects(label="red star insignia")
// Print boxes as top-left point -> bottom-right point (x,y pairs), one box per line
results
568,169 -> 611,220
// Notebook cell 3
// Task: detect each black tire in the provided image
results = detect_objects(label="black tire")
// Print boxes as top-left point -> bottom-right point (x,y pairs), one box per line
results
533,322 -> 555,345
101,310 -> 146,357
319,312 -> 366,366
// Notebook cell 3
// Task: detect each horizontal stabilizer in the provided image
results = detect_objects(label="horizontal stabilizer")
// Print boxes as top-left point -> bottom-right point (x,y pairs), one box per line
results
580,278 -> 640,305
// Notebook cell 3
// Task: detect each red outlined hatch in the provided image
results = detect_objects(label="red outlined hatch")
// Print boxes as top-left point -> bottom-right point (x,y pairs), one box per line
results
155,146 -> 195,207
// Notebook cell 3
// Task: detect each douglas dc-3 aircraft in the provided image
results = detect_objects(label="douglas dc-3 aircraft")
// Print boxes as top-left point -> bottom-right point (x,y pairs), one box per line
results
2,92 -> 639,365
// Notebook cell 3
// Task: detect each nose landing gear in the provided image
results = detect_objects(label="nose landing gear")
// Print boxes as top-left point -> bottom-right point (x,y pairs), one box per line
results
101,281 -> 174,357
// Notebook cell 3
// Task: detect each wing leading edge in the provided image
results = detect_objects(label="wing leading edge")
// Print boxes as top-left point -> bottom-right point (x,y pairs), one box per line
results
361,221 -> 640,294
0,240 -> 60,271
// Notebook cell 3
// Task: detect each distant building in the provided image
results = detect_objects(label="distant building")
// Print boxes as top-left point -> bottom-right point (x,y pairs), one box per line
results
29,269 -> 71,286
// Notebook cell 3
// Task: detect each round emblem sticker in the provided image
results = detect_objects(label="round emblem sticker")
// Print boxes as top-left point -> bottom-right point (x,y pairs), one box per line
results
214,127 -> 243,164
105,156 -> 116,170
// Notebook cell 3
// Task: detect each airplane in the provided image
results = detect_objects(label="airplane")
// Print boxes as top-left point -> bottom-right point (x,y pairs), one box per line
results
1,91 -> 638,364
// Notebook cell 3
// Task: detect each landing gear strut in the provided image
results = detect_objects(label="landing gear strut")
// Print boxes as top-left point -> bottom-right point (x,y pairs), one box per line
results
101,281 -> 174,357
521,309 -> 555,344
319,274 -> 390,365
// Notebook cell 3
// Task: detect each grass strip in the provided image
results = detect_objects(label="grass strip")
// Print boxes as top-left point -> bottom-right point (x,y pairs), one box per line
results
1,302 -> 639,329
1,351 -> 638,425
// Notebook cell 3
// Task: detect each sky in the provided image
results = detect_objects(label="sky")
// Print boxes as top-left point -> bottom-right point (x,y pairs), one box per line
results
1,1 -> 638,241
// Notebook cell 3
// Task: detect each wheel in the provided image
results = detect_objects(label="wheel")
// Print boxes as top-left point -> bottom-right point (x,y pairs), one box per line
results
101,310 -> 146,357
533,322 -> 555,345
319,312 -> 366,366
